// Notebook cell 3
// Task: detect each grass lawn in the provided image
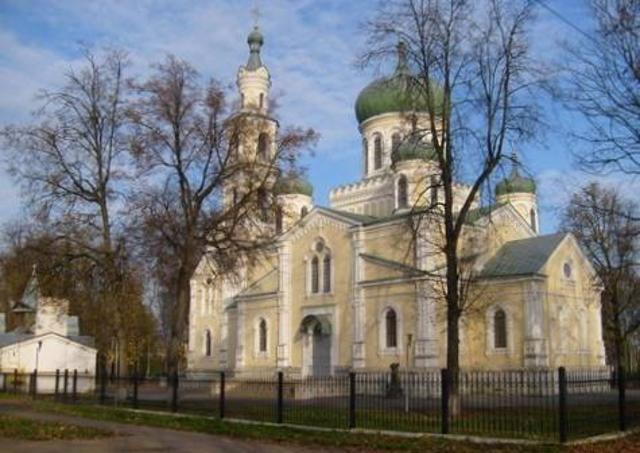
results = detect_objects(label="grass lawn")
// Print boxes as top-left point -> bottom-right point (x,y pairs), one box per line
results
0,413 -> 113,441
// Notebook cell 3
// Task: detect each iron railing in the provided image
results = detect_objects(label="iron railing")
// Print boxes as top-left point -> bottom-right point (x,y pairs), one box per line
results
1,366 -> 638,442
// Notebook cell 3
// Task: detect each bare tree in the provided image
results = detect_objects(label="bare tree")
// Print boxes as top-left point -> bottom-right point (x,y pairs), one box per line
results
0,49 -> 138,373
128,55 -> 317,372
561,182 -> 640,367
564,0 -> 640,174
362,0 -> 543,385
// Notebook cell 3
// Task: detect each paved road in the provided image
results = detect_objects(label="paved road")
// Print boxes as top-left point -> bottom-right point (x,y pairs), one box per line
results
0,402 -> 339,453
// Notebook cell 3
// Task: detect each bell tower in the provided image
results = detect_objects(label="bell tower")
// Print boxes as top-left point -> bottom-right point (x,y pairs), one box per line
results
224,25 -> 279,211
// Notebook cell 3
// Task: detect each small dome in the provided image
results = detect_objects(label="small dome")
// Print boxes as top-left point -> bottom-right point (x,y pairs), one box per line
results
495,159 -> 536,196
392,135 -> 437,163
355,42 -> 446,124
247,26 -> 264,46
274,174 -> 313,197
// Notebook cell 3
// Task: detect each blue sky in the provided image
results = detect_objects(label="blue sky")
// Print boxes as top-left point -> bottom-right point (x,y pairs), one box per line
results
0,0 -> 637,234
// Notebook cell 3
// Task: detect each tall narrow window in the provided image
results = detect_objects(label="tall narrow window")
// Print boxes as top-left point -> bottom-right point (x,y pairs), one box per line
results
311,256 -> 319,293
259,93 -> 264,109
430,176 -> 438,206
257,189 -> 268,220
374,135 -> 383,169
397,175 -> 408,208
494,309 -> 507,349
232,187 -> 238,205
301,206 -> 308,218
259,319 -> 267,352
257,133 -> 269,161
385,309 -> 397,348
205,329 -> 212,357
363,138 -> 369,175
323,255 -> 331,293
275,207 -> 283,234
392,133 -> 401,151
530,208 -> 537,233
240,93 -> 245,108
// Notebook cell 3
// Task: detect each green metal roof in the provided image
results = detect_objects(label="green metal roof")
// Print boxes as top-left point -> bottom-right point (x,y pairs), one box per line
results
354,42 -> 446,124
495,157 -> 536,195
274,174 -> 313,197
480,233 -> 567,278
392,135 -> 437,163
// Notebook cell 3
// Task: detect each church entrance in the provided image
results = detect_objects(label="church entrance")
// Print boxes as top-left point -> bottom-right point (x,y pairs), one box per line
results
300,314 -> 332,377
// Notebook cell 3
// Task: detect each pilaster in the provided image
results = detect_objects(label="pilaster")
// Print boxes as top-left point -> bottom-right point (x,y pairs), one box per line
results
351,228 -> 366,369
523,281 -> 549,368
277,242 -> 292,368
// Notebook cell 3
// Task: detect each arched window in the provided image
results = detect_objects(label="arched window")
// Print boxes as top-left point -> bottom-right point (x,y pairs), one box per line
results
259,319 -> 267,352
494,309 -> 507,349
374,134 -> 383,169
323,255 -> 331,293
530,208 -> 537,233
311,256 -> 319,293
397,175 -> 408,208
240,93 -> 245,108
275,207 -> 283,234
259,93 -> 264,109
257,188 -> 268,220
392,133 -> 401,151
385,309 -> 398,348
257,133 -> 269,161
430,176 -> 438,206
205,329 -> 212,357
363,138 -> 369,175
300,206 -> 308,218
232,187 -> 238,205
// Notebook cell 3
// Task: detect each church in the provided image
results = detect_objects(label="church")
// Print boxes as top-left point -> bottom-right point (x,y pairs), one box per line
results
186,26 -> 606,377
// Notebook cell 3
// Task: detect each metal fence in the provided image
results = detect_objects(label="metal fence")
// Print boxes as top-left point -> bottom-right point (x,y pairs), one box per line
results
1,367 -> 638,442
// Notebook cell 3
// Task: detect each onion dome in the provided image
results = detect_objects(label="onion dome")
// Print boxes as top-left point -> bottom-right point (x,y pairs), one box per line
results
246,26 -> 264,70
354,41 -> 446,124
495,154 -> 536,196
392,134 -> 437,163
274,174 -> 313,197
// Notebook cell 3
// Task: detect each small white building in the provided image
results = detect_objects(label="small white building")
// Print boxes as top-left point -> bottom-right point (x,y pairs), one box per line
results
0,269 -> 97,391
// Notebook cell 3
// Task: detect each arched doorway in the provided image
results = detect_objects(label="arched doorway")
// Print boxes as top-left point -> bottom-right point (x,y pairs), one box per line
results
300,314 -> 332,377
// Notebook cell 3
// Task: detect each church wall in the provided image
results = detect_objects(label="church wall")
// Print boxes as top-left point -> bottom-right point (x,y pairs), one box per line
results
237,298 -> 278,372
542,239 -> 605,368
459,282 -> 527,369
362,281 -> 418,370
287,215 -> 355,372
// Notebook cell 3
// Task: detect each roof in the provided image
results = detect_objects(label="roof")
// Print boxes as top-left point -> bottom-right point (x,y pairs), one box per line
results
320,207 -> 377,224
480,232 -> 567,278
354,42 -> 446,124
236,268 -> 279,299
360,253 -> 426,278
0,332 -> 95,349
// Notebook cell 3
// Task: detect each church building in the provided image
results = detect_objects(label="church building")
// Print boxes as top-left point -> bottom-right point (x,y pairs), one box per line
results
187,27 -> 606,377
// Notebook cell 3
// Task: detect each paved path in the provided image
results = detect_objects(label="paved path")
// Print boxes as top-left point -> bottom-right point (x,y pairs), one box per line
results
0,402 -> 338,452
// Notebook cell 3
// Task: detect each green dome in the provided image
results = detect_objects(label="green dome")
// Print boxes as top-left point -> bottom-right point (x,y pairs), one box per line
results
355,42 -> 446,124
274,175 -> 313,197
247,26 -> 264,45
495,167 -> 536,196
392,135 -> 437,163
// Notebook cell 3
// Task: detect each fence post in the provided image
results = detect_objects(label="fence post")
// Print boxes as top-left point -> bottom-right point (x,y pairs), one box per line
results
132,370 -> 139,410
32,369 -> 38,399
54,369 -> 60,400
13,369 -> 18,394
441,368 -> 450,435
219,371 -> 225,419
72,370 -> 78,402
558,367 -> 568,443
171,370 -> 179,413
63,369 -> 69,401
276,371 -> 284,424
349,372 -> 356,429
618,365 -> 626,432
100,365 -> 107,405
